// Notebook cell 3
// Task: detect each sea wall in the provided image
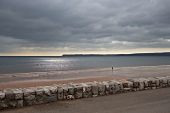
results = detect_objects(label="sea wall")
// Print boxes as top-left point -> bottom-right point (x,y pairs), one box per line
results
0,76 -> 170,110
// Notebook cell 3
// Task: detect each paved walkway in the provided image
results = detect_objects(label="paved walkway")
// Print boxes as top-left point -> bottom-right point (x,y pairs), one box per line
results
2,88 -> 170,113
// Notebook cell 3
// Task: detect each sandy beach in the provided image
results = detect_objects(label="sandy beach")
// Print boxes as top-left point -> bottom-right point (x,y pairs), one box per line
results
0,65 -> 170,90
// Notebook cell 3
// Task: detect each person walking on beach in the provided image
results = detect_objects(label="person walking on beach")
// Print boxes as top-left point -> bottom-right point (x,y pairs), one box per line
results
112,67 -> 114,75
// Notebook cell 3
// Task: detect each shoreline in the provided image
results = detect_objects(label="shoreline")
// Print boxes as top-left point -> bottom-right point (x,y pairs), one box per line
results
0,65 -> 170,90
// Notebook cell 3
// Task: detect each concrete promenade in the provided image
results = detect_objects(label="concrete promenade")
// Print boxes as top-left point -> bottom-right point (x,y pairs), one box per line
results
2,87 -> 170,113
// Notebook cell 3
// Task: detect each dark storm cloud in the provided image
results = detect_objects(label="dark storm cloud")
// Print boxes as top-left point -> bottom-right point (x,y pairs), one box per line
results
0,0 -> 170,54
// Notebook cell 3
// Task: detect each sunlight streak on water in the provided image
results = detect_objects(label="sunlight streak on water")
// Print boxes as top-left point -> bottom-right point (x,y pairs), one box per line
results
0,56 -> 170,74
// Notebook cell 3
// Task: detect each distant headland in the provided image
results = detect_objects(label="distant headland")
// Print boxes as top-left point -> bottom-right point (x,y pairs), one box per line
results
62,52 -> 170,57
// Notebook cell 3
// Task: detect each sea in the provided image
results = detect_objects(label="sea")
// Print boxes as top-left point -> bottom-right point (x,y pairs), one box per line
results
0,56 -> 170,74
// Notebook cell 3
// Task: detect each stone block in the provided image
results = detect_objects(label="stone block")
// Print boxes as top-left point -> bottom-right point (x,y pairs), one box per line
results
127,79 -> 141,89
0,91 -> 5,100
34,87 -> 46,104
24,95 -> 35,101
22,88 -> 36,106
43,88 -> 51,96
66,95 -> 75,100
103,81 -> 110,95
3,89 -> 15,100
3,88 -> 23,100
114,82 -> 123,93
6,99 -> 23,108
133,81 -> 140,89
68,86 -> 74,95
91,83 -> 98,97
22,88 -> 35,96
14,89 -> 23,100
81,83 -> 92,98
8,100 -> 17,108
39,87 -> 57,104
23,100 -> 36,106
57,87 -> 64,100
156,77 -> 168,87
0,100 -> 8,110
139,80 -> 144,90
35,87 -> 45,96
73,84 -> 83,99
148,78 -> 158,88
35,94 -> 46,105
108,82 -> 116,94
63,86 -> 69,100
98,83 -> 106,96
166,76 -> 170,86
44,94 -> 57,103
17,100 -> 23,108
45,86 -> 57,94
119,79 -> 133,92
155,79 -> 160,87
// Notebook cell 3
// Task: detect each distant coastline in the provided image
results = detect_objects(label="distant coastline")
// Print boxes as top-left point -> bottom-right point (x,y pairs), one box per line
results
62,52 -> 170,57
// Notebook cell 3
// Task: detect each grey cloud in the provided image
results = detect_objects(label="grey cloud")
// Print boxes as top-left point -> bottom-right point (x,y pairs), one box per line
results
0,0 -> 170,54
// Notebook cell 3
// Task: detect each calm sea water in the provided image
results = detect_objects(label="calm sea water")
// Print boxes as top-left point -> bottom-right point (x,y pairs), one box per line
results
0,56 -> 170,74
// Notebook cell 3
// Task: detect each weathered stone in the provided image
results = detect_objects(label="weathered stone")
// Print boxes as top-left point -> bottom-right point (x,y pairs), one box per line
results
43,88 -> 51,96
127,79 -> 143,90
166,76 -> 170,86
108,82 -> 116,94
8,100 -> 17,108
68,86 -> 74,95
156,77 -> 168,87
23,100 -> 36,106
119,79 -> 133,92
34,87 -> 46,104
13,89 -> 23,100
57,87 -> 64,100
63,86 -> 69,100
73,84 -> 83,99
22,88 -> 36,106
148,78 -> 158,88
3,88 -> 23,100
24,95 -> 35,101
155,79 -> 160,87
35,94 -> 46,105
44,94 -> 57,103
103,81 -> 110,95
152,87 -> 156,89
17,100 -> 23,108
3,89 -> 15,100
44,86 -> 57,94
0,91 -> 5,100
114,81 -> 123,93
133,81 -> 140,88
91,83 -> 98,97
7,100 -> 23,108
0,100 -> 8,110
138,80 -> 144,90
22,88 -> 35,97
81,83 -> 92,98
1,76 -> 170,111
142,78 -> 149,88
109,80 -> 118,94
35,87 -> 45,96
120,80 -> 129,88
98,83 -> 106,96
66,95 -> 75,100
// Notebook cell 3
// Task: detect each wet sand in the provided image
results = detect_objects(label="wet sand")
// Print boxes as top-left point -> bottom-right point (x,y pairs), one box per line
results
0,65 -> 170,90
0,76 -> 123,90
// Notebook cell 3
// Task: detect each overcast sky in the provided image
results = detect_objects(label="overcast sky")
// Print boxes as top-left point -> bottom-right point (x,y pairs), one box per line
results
0,0 -> 170,56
